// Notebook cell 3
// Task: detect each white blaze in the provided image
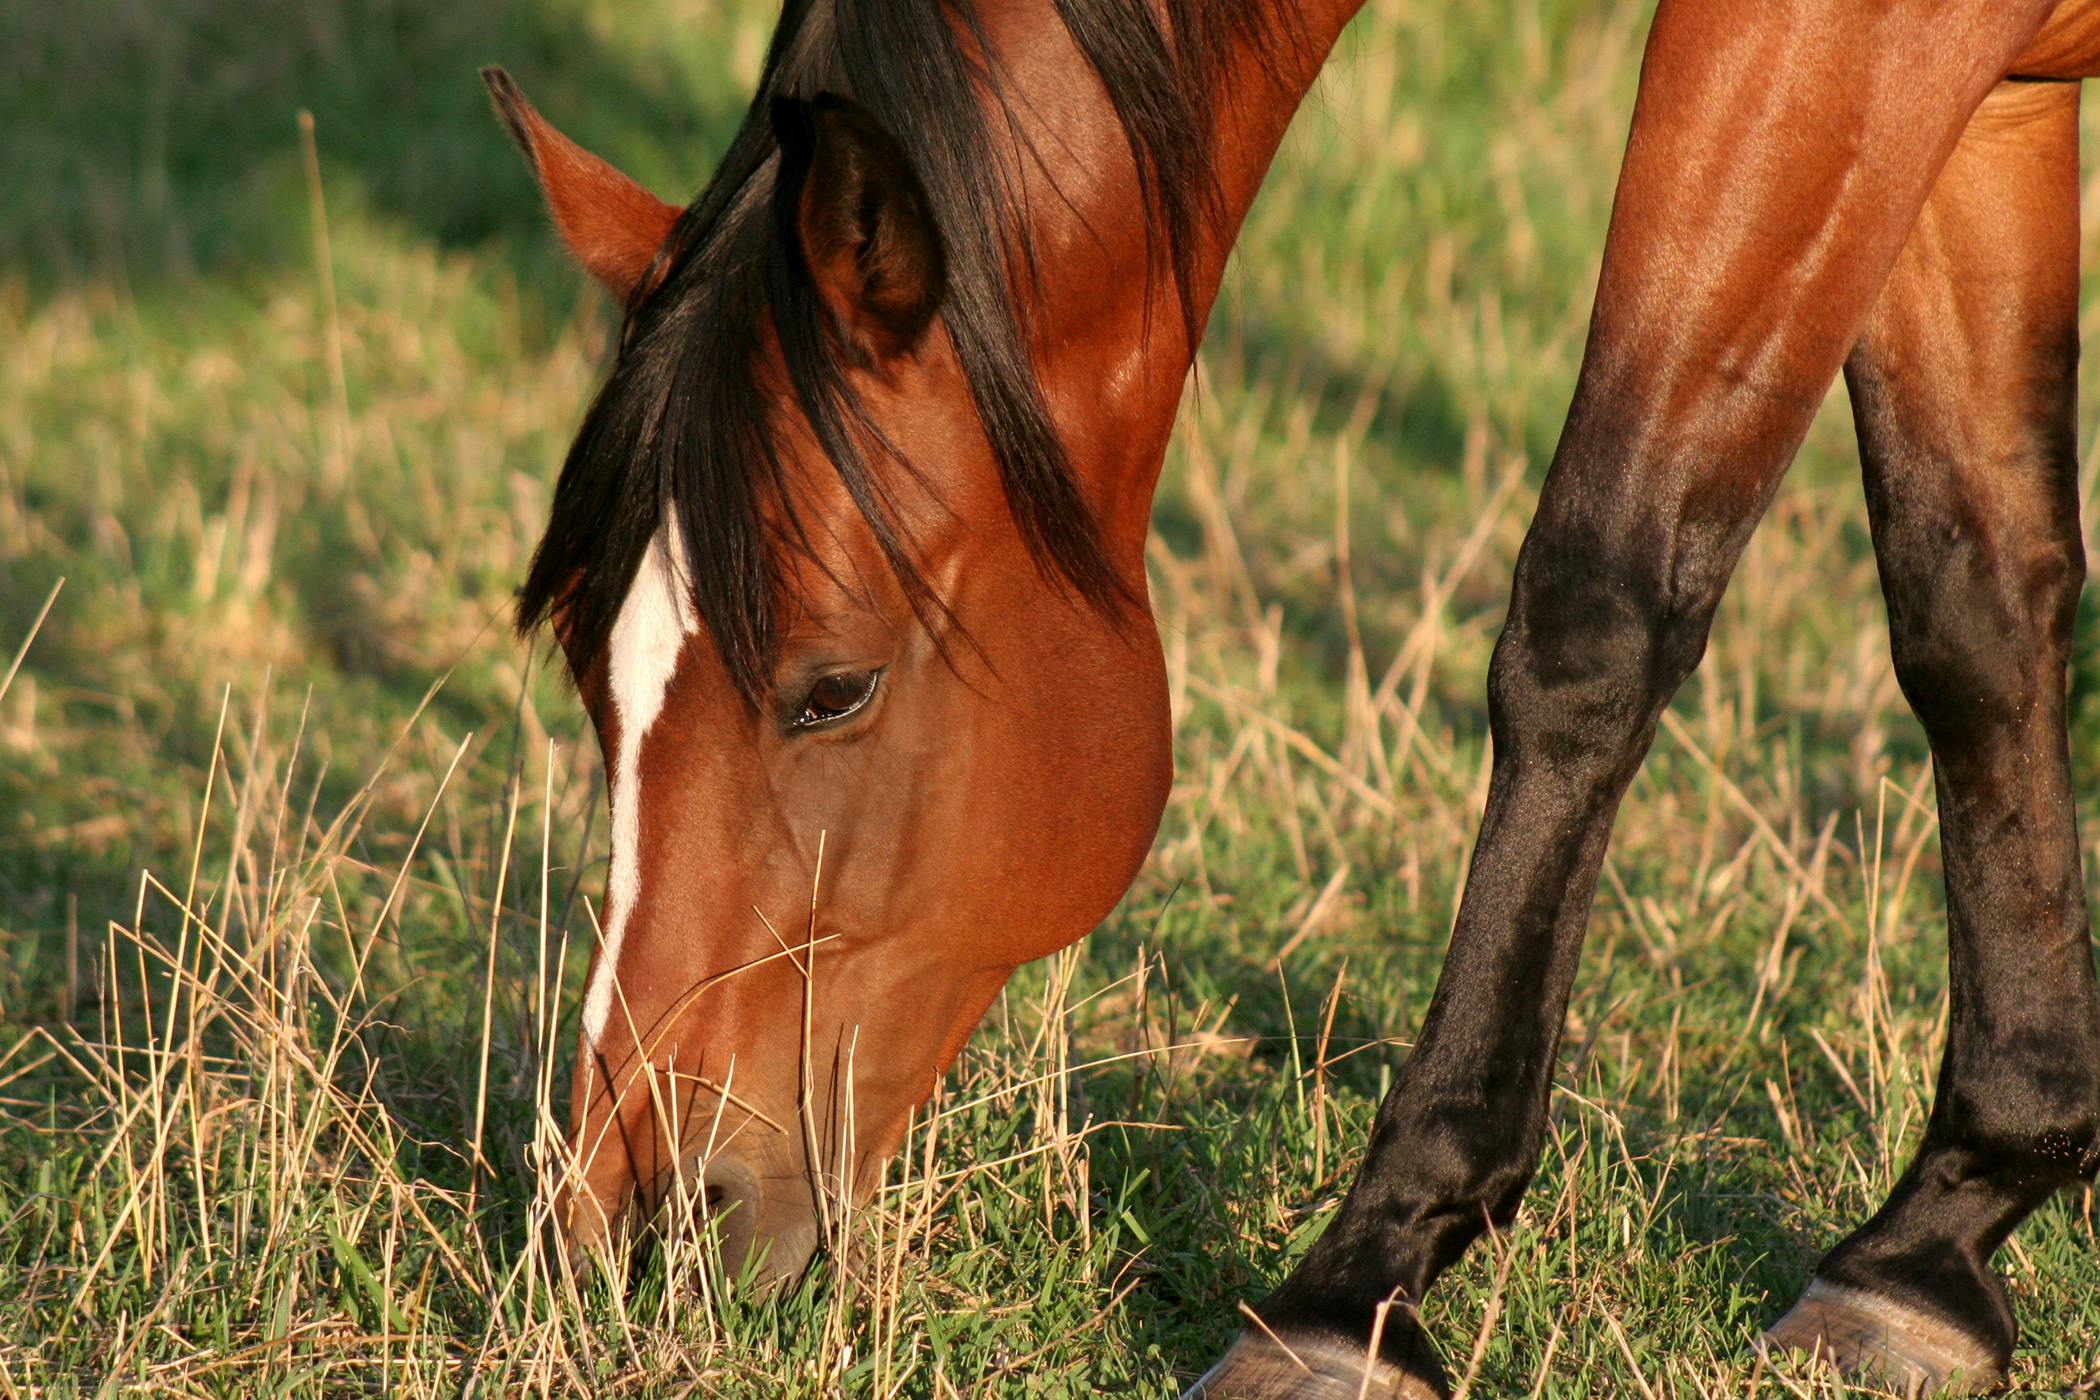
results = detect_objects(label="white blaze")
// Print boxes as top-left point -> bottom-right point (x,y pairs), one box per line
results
584,522 -> 698,1046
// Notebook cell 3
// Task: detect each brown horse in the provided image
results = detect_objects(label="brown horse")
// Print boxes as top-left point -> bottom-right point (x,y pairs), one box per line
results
487,0 -> 2100,1394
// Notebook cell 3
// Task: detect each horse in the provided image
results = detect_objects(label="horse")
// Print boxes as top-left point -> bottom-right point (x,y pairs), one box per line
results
485,0 -> 2100,1394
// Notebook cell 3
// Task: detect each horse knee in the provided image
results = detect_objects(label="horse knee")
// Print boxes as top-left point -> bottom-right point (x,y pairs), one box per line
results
1487,521 -> 1724,777
1882,520 -> 2084,743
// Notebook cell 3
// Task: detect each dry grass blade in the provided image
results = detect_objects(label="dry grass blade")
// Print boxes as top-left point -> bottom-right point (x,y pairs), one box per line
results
0,576 -> 62,707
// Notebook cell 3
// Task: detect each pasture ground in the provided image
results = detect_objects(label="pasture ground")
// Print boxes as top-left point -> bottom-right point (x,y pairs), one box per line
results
5,0 -> 2100,1393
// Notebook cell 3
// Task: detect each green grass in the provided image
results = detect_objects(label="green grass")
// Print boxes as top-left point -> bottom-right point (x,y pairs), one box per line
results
5,0 -> 2100,1393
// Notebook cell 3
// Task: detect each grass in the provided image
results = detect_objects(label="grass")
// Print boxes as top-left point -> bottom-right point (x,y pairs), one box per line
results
5,0 -> 2100,1393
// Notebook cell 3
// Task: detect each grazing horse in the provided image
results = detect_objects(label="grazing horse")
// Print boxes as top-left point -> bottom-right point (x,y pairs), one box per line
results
488,0 -> 2100,1394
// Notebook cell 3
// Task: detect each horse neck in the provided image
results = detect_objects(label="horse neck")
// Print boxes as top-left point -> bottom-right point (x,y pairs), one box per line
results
1188,1 -> 1369,327
984,0 -> 1367,562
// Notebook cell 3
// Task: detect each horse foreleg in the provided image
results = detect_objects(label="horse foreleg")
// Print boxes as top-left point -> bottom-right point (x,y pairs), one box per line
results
1760,77 -> 2100,1396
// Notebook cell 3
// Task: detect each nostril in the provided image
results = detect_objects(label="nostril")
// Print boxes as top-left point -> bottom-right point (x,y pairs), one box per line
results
683,1157 -> 819,1287
697,1158 -> 762,1273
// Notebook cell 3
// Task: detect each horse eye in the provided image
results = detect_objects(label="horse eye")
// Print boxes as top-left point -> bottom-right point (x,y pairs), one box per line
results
792,669 -> 880,729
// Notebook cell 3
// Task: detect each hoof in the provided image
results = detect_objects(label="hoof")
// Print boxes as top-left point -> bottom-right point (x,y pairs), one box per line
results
1182,1328 -> 1443,1400
1757,1279 -> 2006,1395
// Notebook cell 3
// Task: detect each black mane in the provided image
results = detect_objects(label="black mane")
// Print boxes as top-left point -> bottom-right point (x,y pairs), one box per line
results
517,0 -> 1289,700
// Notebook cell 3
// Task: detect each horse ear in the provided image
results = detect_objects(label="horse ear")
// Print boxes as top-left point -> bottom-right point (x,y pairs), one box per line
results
482,67 -> 681,304
772,94 -> 947,360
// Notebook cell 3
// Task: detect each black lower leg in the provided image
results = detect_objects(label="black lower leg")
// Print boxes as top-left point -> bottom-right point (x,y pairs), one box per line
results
1256,415 -> 1785,1373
